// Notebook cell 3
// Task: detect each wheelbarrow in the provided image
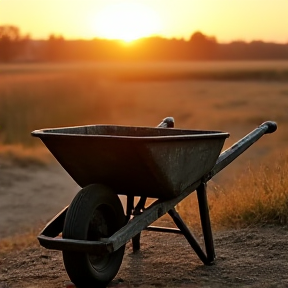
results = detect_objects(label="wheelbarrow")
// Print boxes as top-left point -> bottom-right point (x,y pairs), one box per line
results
31,117 -> 277,287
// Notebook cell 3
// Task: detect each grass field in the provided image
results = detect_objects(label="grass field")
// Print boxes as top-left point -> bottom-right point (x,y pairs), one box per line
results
0,61 -> 287,228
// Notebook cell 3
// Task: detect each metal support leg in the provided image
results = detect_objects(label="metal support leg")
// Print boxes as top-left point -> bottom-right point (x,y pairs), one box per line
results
132,196 -> 147,252
132,233 -> 141,252
168,208 -> 210,265
196,182 -> 215,263
126,195 -> 134,223
134,196 -> 147,215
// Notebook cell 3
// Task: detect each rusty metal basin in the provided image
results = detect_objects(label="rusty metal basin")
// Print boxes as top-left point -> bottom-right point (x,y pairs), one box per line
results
32,125 -> 229,199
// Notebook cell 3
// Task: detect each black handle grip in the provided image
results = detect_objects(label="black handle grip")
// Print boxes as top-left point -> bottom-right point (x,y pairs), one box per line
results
158,117 -> 175,128
260,121 -> 277,134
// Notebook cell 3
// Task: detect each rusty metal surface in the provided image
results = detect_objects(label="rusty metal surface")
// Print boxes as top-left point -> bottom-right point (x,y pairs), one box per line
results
38,234 -> 114,255
32,125 -> 229,199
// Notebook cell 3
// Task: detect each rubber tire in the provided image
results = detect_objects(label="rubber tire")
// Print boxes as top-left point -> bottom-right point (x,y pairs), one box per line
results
62,184 -> 126,288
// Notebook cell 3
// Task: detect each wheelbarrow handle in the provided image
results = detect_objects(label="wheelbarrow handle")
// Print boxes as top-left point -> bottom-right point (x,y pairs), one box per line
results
158,116 -> 175,128
203,121 -> 277,182
259,121 -> 277,134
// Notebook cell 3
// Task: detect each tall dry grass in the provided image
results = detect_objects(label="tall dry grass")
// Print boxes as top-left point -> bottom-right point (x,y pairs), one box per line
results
1,61 -> 288,149
209,155 -> 288,228
0,73 -> 114,146
0,144 -> 52,166
0,229 -> 39,255
177,153 -> 288,230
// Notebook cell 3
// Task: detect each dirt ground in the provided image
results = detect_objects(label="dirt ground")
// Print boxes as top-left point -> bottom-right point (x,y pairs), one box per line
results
1,160 -> 288,288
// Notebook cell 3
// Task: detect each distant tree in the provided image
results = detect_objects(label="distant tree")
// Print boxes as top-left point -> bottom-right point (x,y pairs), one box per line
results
190,32 -> 206,46
46,34 -> 66,61
189,31 -> 218,59
0,25 -> 20,40
0,25 -> 22,62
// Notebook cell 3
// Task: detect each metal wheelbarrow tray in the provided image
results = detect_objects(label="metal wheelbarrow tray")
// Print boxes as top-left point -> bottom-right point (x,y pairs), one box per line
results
32,118 -> 277,287
32,124 -> 229,199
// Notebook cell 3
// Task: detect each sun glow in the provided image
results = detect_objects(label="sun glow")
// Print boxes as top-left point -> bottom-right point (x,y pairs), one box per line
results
93,2 -> 161,42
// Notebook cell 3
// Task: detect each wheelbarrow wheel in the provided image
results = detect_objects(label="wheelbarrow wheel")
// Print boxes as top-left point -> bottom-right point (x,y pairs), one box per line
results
62,184 -> 126,288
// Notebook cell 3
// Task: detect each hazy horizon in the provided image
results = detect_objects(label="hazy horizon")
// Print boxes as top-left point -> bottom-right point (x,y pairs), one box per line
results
1,0 -> 288,43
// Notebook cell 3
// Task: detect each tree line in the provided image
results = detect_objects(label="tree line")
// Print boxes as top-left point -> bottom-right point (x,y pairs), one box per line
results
1,25 -> 288,62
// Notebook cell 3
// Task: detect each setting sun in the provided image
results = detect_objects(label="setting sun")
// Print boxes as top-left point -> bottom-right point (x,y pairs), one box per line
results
93,2 -> 161,42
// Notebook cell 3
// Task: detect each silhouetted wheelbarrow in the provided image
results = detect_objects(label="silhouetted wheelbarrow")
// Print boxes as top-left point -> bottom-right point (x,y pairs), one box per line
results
32,117 -> 277,287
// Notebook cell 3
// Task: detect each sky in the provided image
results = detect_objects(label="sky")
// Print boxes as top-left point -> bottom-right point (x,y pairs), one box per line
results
1,0 -> 288,43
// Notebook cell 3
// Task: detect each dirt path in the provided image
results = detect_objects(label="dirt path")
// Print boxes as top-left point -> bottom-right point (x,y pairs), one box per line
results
0,159 -> 80,238
1,226 -> 288,287
1,160 -> 288,287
